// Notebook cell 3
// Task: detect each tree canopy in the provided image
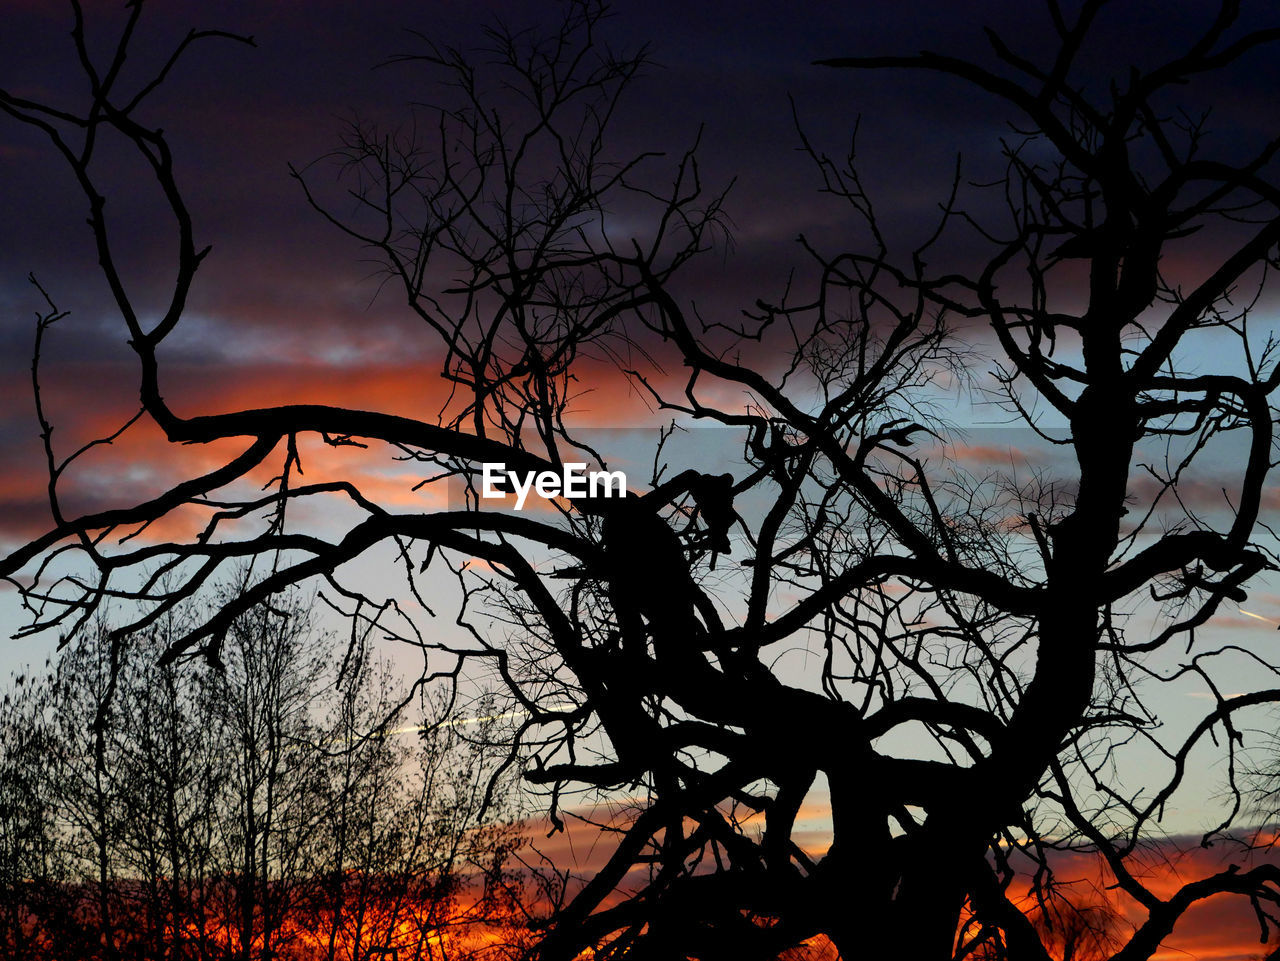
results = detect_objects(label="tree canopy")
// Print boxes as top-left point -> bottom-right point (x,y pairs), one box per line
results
5,1 -> 1280,958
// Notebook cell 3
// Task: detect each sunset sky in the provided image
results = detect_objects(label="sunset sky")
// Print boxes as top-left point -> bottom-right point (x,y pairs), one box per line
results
4,2 -> 1280,957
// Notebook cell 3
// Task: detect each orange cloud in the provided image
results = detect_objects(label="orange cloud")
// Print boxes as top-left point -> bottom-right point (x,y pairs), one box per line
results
522,806 -> 1280,960
979,837 -> 1280,961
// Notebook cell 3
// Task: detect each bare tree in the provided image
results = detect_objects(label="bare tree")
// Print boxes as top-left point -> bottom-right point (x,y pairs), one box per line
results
0,672 -> 77,961
96,620 -> 220,961
0,590 -> 525,961
6,1 -> 1280,959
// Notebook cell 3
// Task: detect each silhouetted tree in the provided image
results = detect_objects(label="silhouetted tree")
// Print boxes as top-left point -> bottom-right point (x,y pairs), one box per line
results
0,589 -> 526,960
0,672 -> 77,960
5,1 -> 1280,959
111,618 -> 226,961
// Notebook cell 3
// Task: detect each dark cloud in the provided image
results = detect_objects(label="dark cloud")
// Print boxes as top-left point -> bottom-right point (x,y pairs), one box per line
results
3,2 -> 1278,531
8,0 -> 1274,346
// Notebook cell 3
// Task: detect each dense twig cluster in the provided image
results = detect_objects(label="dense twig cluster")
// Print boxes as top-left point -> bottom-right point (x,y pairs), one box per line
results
0,591 -> 527,960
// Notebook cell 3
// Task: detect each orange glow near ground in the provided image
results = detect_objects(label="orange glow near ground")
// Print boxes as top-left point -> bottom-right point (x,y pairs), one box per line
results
8,835 -> 1280,959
